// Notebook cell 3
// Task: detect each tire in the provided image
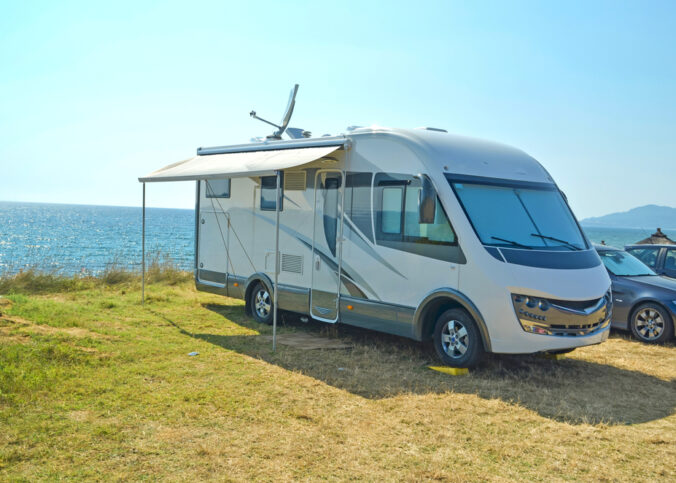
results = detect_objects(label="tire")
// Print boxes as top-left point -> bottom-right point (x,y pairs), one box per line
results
630,302 -> 674,344
433,308 -> 485,368
249,282 -> 273,325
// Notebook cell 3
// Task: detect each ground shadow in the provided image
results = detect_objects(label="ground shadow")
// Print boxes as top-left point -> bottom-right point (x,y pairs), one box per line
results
156,304 -> 676,426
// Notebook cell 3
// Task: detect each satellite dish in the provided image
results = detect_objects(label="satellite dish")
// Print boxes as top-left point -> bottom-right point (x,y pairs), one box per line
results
277,84 -> 298,137
249,84 -> 302,140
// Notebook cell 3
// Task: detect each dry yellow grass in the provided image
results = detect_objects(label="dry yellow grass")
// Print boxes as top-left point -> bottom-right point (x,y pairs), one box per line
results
0,279 -> 674,481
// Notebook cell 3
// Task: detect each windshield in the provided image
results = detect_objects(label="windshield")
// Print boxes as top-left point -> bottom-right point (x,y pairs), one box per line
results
598,250 -> 655,276
448,176 -> 588,250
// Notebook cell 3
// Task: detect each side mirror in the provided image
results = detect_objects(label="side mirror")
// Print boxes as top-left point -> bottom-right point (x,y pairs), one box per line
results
418,174 -> 436,224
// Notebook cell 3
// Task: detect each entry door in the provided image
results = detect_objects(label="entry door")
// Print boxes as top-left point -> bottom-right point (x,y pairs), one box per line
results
310,171 -> 343,322
198,209 -> 229,283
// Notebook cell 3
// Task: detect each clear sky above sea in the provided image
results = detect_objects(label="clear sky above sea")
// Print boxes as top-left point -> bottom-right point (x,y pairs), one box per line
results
1,0 -> 674,219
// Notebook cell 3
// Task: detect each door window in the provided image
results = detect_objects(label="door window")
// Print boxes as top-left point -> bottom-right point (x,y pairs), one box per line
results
664,249 -> 676,276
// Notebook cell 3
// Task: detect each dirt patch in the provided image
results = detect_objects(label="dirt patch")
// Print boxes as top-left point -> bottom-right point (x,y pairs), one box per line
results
0,333 -> 32,344
0,314 -> 112,340
68,410 -> 93,422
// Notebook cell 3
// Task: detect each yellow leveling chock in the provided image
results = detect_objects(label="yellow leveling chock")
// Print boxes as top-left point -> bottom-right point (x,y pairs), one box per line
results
539,353 -> 566,361
428,366 -> 469,376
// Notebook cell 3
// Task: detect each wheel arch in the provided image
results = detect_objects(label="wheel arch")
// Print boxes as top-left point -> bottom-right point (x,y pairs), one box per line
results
244,273 -> 274,316
412,288 -> 492,352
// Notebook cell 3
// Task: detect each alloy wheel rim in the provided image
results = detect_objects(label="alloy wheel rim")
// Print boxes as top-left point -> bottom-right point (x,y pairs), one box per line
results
255,289 -> 271,318
441,319 -> 469,359
635,308 -> 664,340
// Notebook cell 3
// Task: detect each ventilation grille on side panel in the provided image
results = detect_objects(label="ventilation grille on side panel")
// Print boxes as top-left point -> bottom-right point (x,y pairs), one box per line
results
284,171 -> 306,191
281,254 -> 303,274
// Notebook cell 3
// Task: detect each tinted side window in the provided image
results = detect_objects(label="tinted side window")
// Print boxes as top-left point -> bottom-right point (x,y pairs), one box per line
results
373,173 -> 463,263
205,179 -> 231,198
260,174 -> 283,211
345,172 -> 374,242
664,249 -> 676,274
626,247 -> 659,268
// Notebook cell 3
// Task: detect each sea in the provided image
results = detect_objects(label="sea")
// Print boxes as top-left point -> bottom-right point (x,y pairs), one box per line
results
0,201 -> 674,276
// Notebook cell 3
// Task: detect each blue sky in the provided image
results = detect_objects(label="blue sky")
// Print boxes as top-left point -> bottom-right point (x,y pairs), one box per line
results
1,0 -> 674,218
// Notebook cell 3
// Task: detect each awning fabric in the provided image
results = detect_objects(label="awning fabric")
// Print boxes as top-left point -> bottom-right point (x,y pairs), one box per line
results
139,145 -> 341,182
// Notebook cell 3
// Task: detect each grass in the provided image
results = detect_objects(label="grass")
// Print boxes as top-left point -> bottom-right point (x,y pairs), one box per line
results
0,273 -> 674,481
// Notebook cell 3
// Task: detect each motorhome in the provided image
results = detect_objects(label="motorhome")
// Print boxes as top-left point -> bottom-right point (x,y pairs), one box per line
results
140,92 -> 612,368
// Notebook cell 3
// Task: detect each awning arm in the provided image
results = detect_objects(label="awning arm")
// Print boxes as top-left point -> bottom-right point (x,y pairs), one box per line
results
272,170 -> 281,352
141,183 -> 146,305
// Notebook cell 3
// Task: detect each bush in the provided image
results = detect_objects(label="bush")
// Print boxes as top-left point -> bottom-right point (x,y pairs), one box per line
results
145,252 -> 192,285
0,252 -> 191,294
0,268 -> 91,295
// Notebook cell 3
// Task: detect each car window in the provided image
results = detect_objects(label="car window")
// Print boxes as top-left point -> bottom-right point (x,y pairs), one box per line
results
665,249 -> 676,271
598,250 -> 655,276
626,247 -> 660,268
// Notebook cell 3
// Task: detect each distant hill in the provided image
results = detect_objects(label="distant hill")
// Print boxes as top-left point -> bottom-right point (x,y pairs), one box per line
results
581,204 -> 676,229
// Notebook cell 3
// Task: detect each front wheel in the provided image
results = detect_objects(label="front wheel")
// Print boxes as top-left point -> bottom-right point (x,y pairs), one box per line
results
249,282 -> 273,325
630,303 -> 674,344
433,308 -> 485,368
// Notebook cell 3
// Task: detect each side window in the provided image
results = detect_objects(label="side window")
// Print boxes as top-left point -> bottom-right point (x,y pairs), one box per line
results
260,174 -> 283,211
373,173 -> 462,263
664,249 -> 676,272
345,172 -> 374,242
403,188 -> 456,243
375,173 -> 456,245
382,187 -> 404,234
627,247 -> 659,269
205,179 -> 231,198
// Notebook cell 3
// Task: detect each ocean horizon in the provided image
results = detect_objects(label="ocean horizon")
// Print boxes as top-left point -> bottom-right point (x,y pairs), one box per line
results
1,200 -> 674,276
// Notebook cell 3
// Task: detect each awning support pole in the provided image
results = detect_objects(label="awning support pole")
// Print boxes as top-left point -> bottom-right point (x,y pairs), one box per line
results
272,170 -> 281,352
141,182 -> 146,306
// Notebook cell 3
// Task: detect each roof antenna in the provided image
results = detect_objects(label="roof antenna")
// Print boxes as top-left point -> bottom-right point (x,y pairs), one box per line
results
250,84 -> 309,140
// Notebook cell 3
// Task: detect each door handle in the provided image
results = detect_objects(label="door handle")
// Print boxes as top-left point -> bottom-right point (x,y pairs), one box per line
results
315,255 -> 321,270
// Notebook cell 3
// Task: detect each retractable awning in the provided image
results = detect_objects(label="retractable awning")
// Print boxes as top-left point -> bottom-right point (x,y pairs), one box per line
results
138,141 -> 344,182
137,136 -> 348,354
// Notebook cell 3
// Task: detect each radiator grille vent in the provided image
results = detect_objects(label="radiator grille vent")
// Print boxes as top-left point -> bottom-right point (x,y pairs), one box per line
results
284,171 -> 307,191
281,254 -> 303,274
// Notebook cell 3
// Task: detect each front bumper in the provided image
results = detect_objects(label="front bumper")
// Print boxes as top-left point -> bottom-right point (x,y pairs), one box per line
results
512,291 -> 612,337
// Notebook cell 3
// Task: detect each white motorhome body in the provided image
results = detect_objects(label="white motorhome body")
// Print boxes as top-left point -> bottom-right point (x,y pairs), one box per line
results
141,126 -> 612,367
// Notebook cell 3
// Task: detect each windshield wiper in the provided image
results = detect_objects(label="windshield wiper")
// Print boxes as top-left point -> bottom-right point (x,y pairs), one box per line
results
491,236 -> 532,249
530,233 -> 582,251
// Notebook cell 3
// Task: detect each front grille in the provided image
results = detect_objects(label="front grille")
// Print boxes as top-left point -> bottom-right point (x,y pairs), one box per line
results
546,320 -> 608,337
546,297 -> 602,311
512,291 -> 611,337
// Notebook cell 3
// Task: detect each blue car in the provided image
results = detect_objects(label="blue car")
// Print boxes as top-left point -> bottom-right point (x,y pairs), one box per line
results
596,245 -> 676,344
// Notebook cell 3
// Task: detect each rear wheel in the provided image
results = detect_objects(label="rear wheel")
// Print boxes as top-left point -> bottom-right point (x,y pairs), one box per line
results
630,303 -> 673,344
433,308 -> 485,368
250,282 -> 273,325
